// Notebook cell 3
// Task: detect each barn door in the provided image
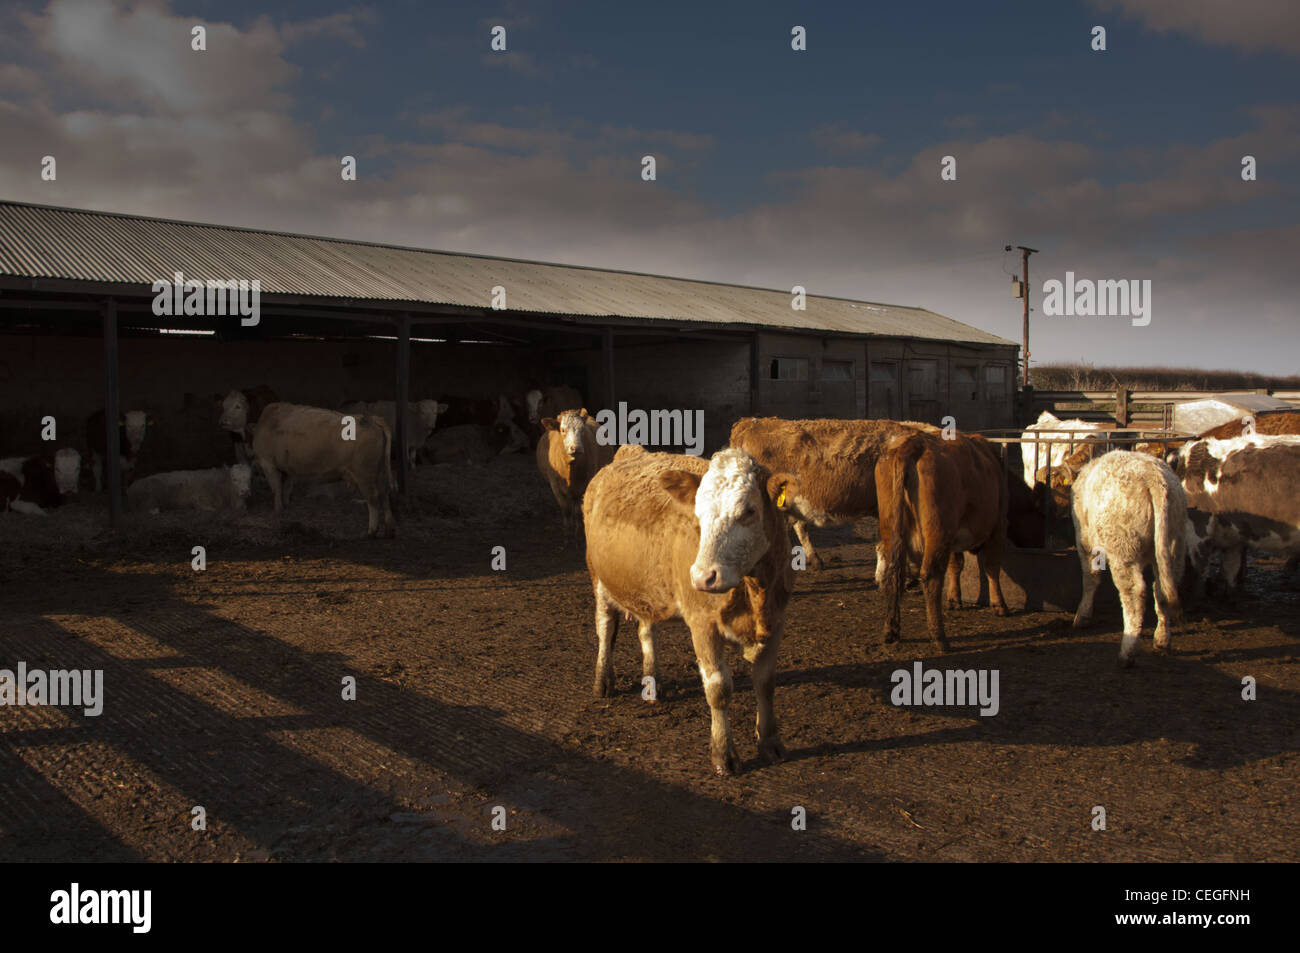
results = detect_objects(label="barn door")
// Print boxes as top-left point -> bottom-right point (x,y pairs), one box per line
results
869,361 -> 900,420
951,363 -> 980,430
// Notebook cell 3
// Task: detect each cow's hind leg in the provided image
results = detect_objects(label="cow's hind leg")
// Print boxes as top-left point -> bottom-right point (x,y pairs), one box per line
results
792,520 -> 823,570
637,619 -> 660,701
692,623 -> 739,775
945,551 -> 964,609
744,633 -> 786,764
1073,543 -> 1100,628
593,582 -> 620,697
1111,561 -> 1146,667
920,546 -> 950,652
982,544 -> 1009,617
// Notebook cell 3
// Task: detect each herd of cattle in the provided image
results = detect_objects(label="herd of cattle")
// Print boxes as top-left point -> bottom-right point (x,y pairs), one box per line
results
3,390 -> 1298,774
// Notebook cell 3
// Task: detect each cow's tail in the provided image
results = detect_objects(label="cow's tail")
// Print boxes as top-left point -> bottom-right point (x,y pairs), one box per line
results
883,434 -> 926,609
1150,472 -> 1184,625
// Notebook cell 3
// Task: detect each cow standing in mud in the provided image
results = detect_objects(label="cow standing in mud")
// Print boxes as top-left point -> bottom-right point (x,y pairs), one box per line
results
875,429 -> 1010,651
1070,450 -> 1187,666
582,445 -> 799,775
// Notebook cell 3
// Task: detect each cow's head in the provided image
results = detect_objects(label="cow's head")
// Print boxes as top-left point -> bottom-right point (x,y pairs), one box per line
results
544,409 -> 588,458
661,447 -> 799,593
415,399 -> 441,431
53,448 -> 81,496
229,463 -> 252,509
219,390 -> 249,433
122,411 -> 150,454
525,389 -> 543,424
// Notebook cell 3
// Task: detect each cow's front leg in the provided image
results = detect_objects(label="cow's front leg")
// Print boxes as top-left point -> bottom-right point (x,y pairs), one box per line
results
744,634 -> 785,764
692,624 -> 738,775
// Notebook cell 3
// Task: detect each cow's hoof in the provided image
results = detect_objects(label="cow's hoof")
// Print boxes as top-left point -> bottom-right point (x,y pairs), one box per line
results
883,630 -> 900,644
712,745 -> 742,776
1072,615 -> 1092,629
758,736 -> 787,764
933,640 -> 950,654
1152,643 -> 1171,656
946,599 -> 962,610
810,558 -> 825,572
993,605 -> 1009,618
1118,654 -> 1136,669
593,674 -> 616,698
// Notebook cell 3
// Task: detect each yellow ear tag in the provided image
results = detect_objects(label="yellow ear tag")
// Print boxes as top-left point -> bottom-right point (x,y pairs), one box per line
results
776,484 -> 787,507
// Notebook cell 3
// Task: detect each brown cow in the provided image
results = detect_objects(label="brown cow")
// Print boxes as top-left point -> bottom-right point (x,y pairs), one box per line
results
583,445 -> 799,774
536,408 -> 608,545
876,430 -> 1009,650
730,417 -> 938,574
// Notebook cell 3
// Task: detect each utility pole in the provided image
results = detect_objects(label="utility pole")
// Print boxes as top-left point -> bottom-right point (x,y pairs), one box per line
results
1017,245 -> 1038,390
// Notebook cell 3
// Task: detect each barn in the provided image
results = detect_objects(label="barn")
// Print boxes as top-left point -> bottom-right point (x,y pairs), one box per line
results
0,200 -> 1017,514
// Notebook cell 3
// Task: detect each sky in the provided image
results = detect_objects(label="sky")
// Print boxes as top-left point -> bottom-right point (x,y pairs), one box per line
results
0,0 -> 1297,374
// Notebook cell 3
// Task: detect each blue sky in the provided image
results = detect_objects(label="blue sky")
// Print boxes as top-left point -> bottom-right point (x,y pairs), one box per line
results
1,0 -> 1297,373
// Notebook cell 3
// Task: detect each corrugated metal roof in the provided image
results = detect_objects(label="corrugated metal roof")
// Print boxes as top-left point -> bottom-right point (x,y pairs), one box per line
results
0,201 -> 1015,346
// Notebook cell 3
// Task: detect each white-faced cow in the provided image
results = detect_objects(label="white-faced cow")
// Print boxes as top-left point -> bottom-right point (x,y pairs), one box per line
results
536,408 -> 610,545
583,445 -> 799,775
876,429 -> 1010,651
1172,433 -> 1300,597
1070,450 -> 1188,666
128,464 -> 253,514
86,409 -> 151,491
218,385 -> 278,465
251,403 -> 395,538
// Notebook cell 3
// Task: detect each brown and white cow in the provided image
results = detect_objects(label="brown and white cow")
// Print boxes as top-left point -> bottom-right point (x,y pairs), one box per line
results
582,445 -> 799,775
251,403 -> 395,537
876,430 -> 1009,650
218,385 -> 279,465
536,408 -> 609,545
1172,433 -> 1300,597
1070,451 -> 1187,666
729,417 -> 939,575
1020,411 -> 1106,491
86,409 -> 151,491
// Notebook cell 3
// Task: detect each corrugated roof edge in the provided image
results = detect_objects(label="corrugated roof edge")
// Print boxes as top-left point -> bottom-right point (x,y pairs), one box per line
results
0,199 -> 1018,346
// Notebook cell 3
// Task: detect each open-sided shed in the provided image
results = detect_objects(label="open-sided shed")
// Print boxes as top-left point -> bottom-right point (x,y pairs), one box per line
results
0,201 -> 1019,524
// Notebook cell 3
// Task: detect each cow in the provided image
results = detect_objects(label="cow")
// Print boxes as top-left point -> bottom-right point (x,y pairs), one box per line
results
0,454 -> 62,515
875,429 -> 1009,651
127,464 -> 253,514
340,399 -> 448,470
536,408 -> 610,545
582,444 -> 799,775
251,403 -> 395,538
86,409 -> 151,491
217,385 -> 279,465
1020,411 -> 1106,490
1070,451 -> 1187,666
1200,411 -> 1300,441
729,416 -> 938,576
1033,442 -> 1102,516
1171,433 -> 1300,598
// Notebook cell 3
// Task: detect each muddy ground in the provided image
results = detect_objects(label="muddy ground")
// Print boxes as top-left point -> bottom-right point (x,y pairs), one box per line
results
1,454 -> 1297,862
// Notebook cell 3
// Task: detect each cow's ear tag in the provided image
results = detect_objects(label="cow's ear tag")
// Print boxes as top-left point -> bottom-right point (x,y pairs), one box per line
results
776,483 -> 787,508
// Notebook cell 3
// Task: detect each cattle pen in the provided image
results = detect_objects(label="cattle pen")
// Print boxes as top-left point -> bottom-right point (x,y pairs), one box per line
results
2,203 -> 1298,864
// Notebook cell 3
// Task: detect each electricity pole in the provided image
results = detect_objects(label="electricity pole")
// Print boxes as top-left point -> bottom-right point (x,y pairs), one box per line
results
1017,245 -> 1038,390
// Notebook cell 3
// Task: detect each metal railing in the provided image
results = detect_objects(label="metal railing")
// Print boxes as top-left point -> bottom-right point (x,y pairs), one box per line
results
973,428 -> 1197,551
